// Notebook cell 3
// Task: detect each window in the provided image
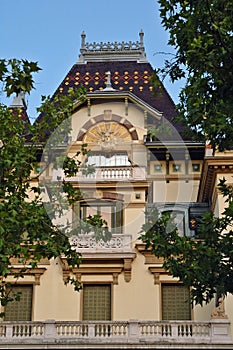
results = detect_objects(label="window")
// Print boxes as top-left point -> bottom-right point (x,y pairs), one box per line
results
74,200 -> 123,234
172,163 -> 182,172
164,210 -> 186,236
146,204 -> 194,238
4,285 -> 33,321
192,163 -> 200,172
162,284 -> 191,320
83,284 -> 111,320
154,164 -> 162,172
86,152 -> 131,167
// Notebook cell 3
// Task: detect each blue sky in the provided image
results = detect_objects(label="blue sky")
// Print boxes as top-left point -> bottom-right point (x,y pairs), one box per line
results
1,0 -> 183,122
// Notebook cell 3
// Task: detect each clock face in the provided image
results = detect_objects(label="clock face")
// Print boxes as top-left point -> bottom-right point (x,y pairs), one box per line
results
84,121 -> 131,149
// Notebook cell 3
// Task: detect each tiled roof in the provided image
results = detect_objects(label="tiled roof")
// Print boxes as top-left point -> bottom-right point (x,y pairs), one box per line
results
36,33 -> 190,140
51,60 -> 190,137
59,62 -> 176,117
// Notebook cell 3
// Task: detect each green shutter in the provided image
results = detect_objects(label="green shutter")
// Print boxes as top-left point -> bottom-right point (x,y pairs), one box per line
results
4,285 -> 33,321
83,285 -> 111,320
162,284 -> 191,320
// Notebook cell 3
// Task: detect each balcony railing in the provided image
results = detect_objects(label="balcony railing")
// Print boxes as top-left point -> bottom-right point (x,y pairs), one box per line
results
69,234 -> 132,252
0,319 -> 232,348
52,166 -> 146,182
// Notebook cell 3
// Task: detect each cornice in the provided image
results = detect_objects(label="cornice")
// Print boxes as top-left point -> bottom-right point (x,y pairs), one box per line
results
197,156 -> 233,203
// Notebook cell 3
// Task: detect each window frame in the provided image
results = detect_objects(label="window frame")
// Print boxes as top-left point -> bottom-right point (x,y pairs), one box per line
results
4,284 -> 33,321
147,203 -> 194,238
86,151 -> 131,167
161,283 -> 191,320
82,283 -> 112,321
73,200 -> 123,234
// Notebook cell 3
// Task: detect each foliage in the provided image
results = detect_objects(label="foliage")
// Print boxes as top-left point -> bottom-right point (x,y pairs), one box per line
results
140,178 -> 233,306
0,59 -> 41,97
146,122 -> 173,141
0,59 -> 110,314
154,0 -> 233,153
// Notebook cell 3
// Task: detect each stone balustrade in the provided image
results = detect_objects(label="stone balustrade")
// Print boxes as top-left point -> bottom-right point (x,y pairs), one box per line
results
69,234 -> 132,252
0,319 -> 232,348
52,166 -> 146,182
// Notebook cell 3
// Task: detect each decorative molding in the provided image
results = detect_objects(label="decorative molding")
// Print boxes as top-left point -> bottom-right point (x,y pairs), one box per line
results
78,31 -> 147,63
77,114 -> 139,141
125,97 -> 128,116
6,257 -> 49,285
87,98 -> 91,116
148,267 -> 169,285
73,266 -> 123,285
60,252 -> 135,284
135,243 -> 164,264
154,273 -> 160,285
197,157 -> 233,202
69,234 -> 132,251
123,258 -> 133,283
136,243 -> 168,284
211,298 -> 228,319
10,257 -> 50,265
10,268 -> 47,285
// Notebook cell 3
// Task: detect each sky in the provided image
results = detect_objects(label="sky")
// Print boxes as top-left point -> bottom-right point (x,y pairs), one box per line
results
1,0 -> 184,122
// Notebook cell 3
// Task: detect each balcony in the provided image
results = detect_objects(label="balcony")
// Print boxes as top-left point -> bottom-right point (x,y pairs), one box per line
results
0,319 -> 232,348
52,166 -> 146,182
69,234 -> 132,253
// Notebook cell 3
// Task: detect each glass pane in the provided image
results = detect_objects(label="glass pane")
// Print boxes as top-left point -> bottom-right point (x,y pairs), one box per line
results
100,206 -> 112,227
165,210 -> 185,236
4,285 -> 32,321
80,201 -> 124,232
162,284 -> 191,320
172,211 -> 185,236
83,285 -> 111,320
86,152 -> 130,167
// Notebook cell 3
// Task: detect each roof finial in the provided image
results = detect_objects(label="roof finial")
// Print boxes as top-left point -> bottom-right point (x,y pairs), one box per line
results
81,31 -> 86,50
106,71 -> 112,89
102,71 -> 116,91
139,29 -> 144,49
10,91 -> 27,109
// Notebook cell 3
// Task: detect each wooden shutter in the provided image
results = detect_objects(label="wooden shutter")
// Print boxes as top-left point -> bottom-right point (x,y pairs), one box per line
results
162,284 -> 191,320
4,285 -> 33,321
83,284 -> 111,320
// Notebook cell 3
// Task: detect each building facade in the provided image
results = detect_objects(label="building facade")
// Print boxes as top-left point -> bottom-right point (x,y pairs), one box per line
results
0,32 -> 233,348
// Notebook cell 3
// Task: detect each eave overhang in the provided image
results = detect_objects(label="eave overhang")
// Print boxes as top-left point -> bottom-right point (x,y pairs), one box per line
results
73,90 -> 163,120
144,141 -> 206,148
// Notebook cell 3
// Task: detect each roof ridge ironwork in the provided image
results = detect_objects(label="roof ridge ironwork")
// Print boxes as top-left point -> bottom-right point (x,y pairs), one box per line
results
78,30 -> 148,63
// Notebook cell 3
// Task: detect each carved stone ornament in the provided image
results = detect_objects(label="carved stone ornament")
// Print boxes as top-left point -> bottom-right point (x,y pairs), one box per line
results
211,298 -> 228,319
